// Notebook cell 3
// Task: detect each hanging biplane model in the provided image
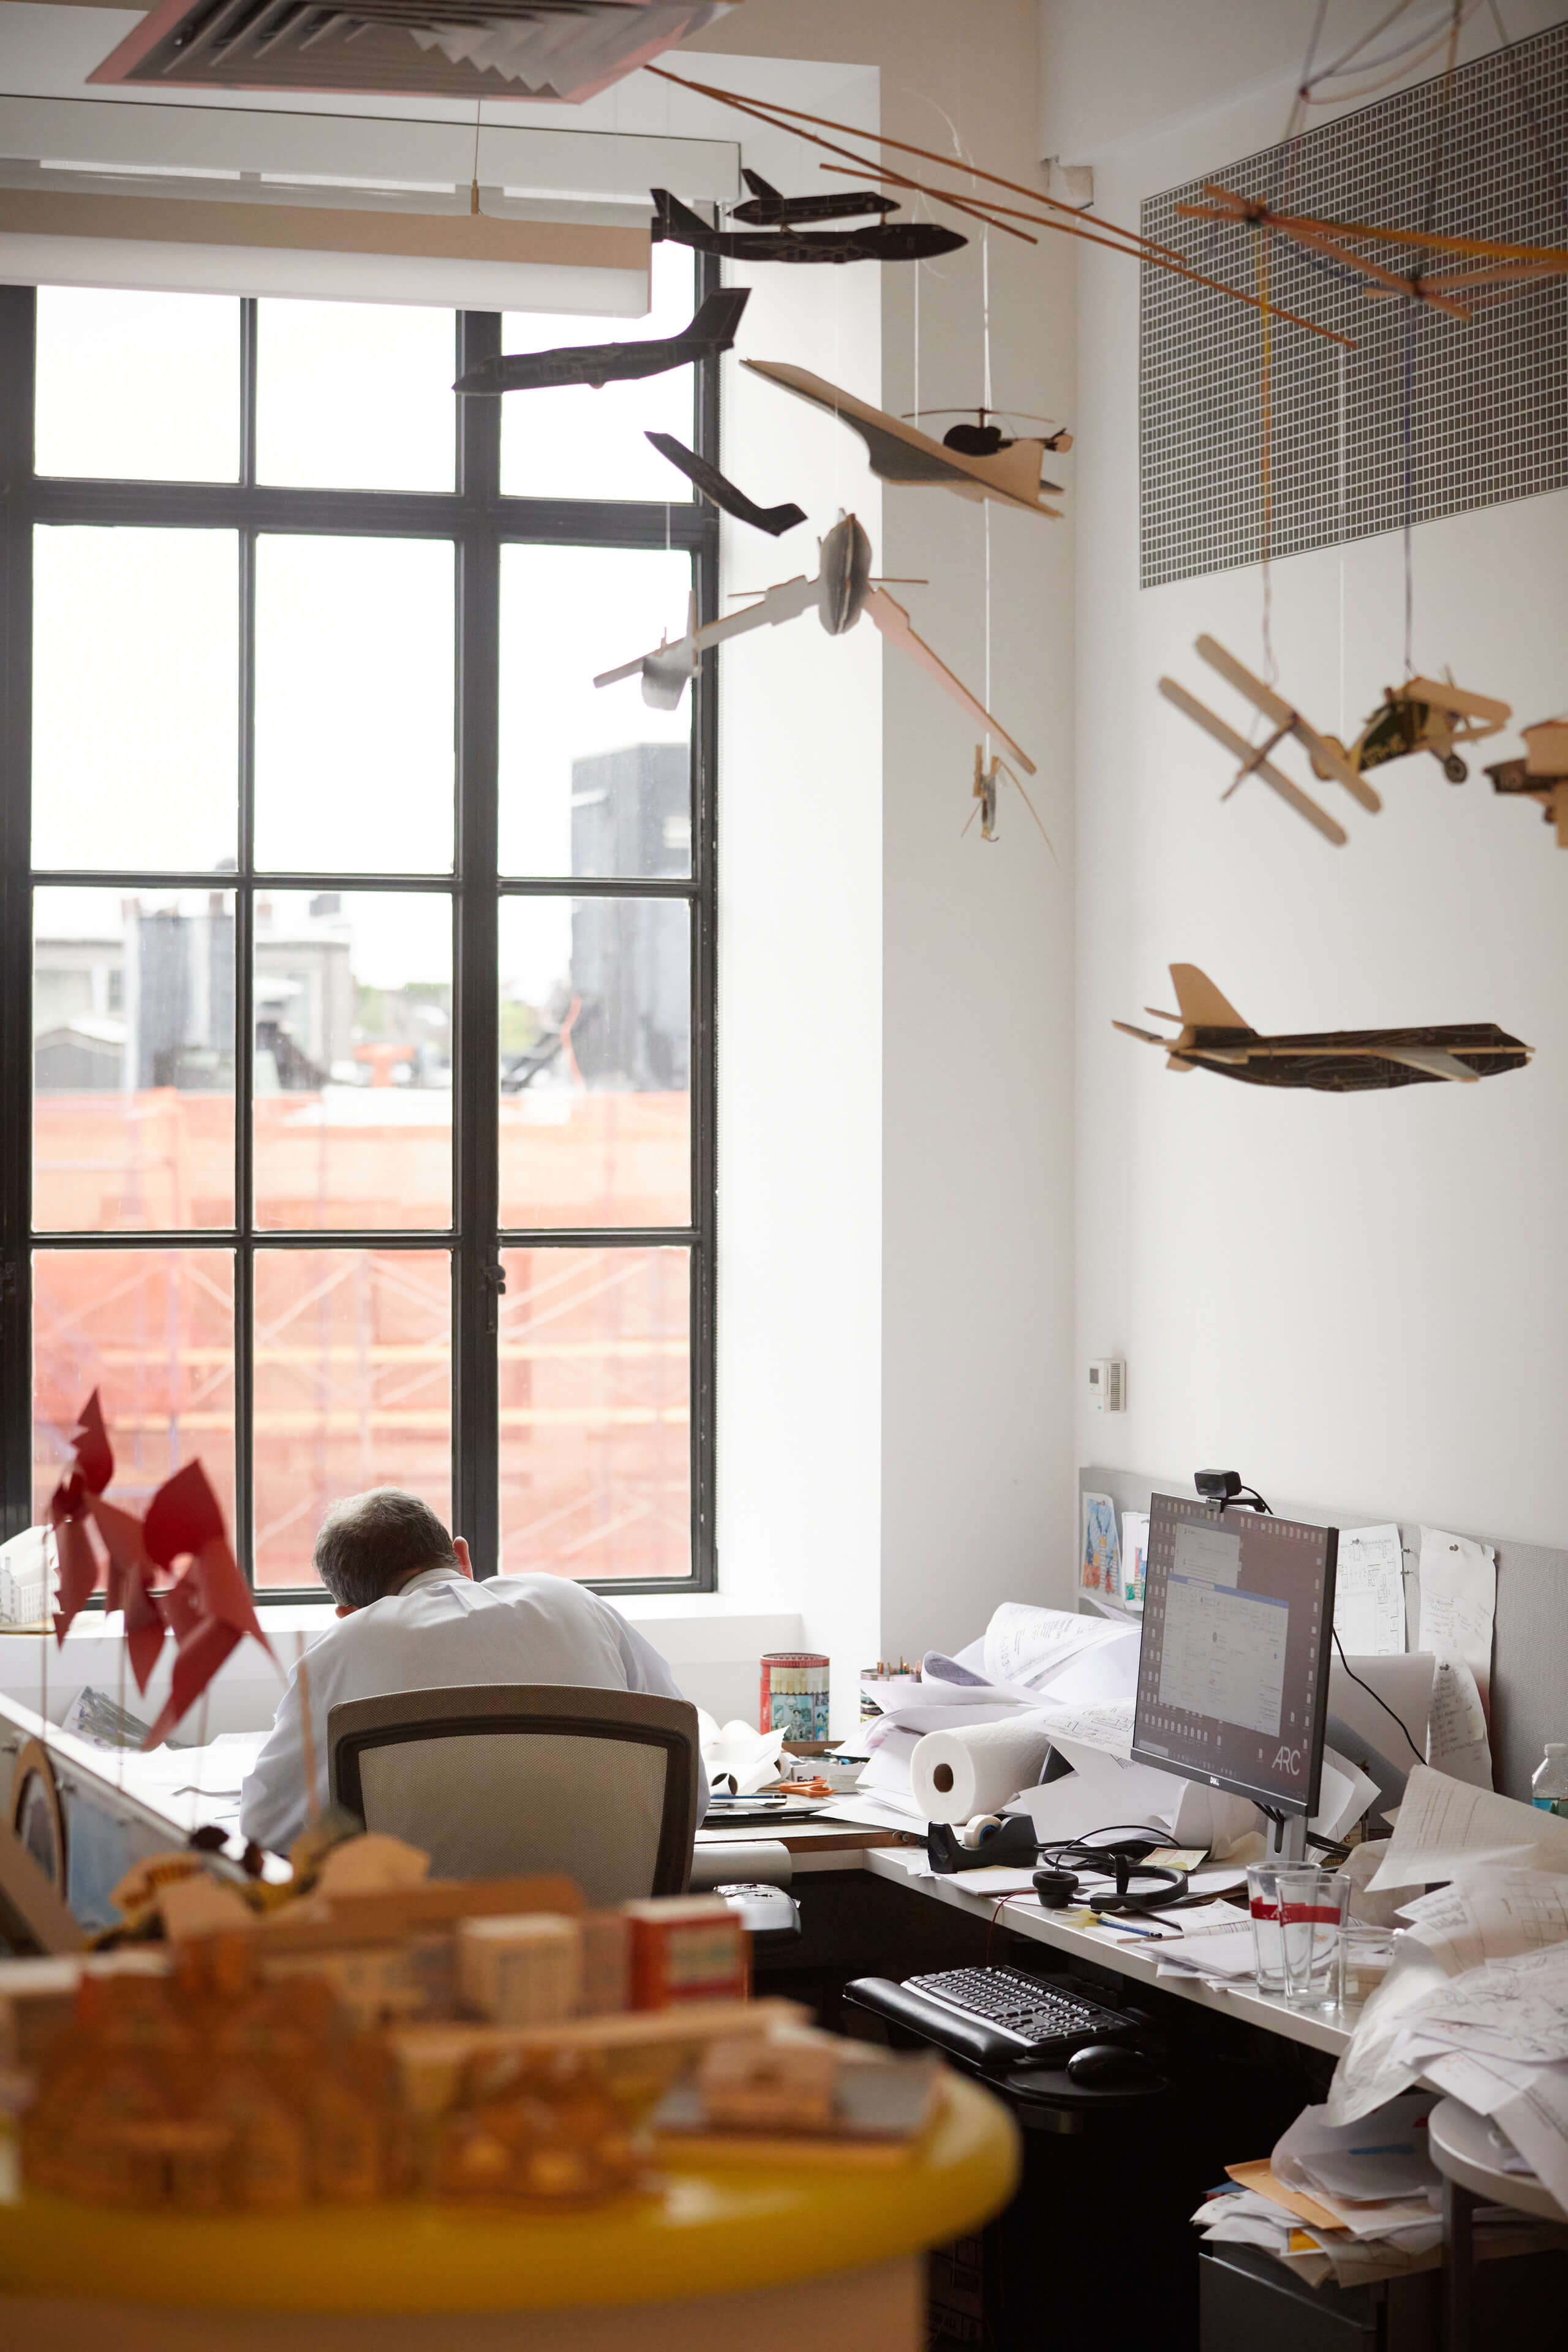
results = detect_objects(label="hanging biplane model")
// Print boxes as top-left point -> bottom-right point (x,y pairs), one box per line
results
645,431 -> 805,535
1329,676 -> 1511,785
594,511 -> 1035,773
1486,717 -> 1568,846
1115,965 -> 1532,1093
729,165 -> 899,227
742,361 -> 1066,516
652,187 -> 965,265
1159,636 -> 1378,845
454,286 -> 748,394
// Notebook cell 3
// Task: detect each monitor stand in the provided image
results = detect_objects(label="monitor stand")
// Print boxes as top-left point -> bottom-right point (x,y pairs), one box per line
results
1265,1812 -> 1308,1864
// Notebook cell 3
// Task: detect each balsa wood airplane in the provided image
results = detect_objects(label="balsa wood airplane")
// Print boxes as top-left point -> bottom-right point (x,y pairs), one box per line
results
653,187 -> 964,265
454,287 -> 747,395
594,511 -> 1035,772
730,166 -> 898,227
1160,636 -> 1378,845
1325,677 -> 1511,785
1115,965 -> 1531,1092
1486,717 -> 1568,846
743,361 -> 1065,516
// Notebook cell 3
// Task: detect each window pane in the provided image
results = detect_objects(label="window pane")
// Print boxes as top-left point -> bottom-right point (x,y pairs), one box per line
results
499,897 -> 690,1230
253,1248 -> 450,1587
254,891 -> 451,1231
499,546 -> 692,876
32,527 -> 238,872
254,536 -> 454,875
500,244 -> 697,501
34,288 -> 239,483
34,889 -> 235,1232
499,1246 -> 688,1580
32,1248 -> 235,1525
256,301 -> 456,492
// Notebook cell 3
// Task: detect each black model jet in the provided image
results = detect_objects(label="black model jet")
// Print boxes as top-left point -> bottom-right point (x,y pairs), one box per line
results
453,285 -> 748,395
1115,966 -> 1532,1092
729,165 -> 899,227
645,432 -> 805,535
652,187 -> 965,265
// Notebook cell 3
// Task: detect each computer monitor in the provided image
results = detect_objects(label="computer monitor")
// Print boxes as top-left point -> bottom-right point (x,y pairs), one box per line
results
1131,1492 -> 1338,1819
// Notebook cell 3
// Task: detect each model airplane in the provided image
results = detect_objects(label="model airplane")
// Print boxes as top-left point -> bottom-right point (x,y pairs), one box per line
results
1325,677 -> 1512,785
594,511 -> 1035,772
744,362 -> 1065,516
645,432 -> 805,535
1115,965 -> 1531,1092
969,745 -> 1051,847
1486,717 -> 1568,846
454,285 -> 748,395
730,165 -> 898,227
652,187 -> 965,265
1160,636 -> 1379,845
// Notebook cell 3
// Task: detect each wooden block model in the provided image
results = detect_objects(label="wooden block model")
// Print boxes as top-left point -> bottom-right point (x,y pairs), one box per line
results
457,1913 -> 581,2027
578,1909 -> 633,2015
699,2032 -> 839,2133
623,1896 -> 750,2008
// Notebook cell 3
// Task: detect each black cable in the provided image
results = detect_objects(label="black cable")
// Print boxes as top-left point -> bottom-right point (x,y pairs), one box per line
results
1331,1625 -> 1425,1765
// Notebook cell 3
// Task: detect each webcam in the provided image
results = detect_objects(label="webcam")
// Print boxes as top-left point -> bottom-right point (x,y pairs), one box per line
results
1194,1469 -> 1271,1514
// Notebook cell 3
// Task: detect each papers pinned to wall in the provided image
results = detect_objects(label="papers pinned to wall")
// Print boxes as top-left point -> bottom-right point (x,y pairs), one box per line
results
1418,1526 -> 1496,1704
1079,1491 -> 1120,1601
1120,1509 -> 1149,1612
1333,1525 -> 1406,1657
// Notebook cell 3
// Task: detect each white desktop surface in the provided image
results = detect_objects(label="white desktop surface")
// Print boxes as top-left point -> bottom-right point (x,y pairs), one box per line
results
1428,2097 -> 1568,2223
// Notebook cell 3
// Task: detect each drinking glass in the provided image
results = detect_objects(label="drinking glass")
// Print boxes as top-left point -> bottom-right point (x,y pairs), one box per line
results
1246,1863 -> 1287,1992
1278,1864 -> 1351,2008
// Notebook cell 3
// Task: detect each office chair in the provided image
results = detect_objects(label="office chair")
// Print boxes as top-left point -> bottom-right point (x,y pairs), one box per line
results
326,1683 -> 701,1908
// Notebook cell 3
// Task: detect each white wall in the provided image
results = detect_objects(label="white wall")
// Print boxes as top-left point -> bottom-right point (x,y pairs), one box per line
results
1054,3 -> 1568,1553
695,5 -> 1079,1684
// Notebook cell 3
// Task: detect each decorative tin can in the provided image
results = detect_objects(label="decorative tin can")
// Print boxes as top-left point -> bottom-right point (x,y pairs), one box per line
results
758,1651 -> 831,1743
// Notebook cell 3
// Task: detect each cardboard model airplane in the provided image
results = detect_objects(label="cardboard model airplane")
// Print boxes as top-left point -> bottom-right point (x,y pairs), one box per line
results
1115,966 -> 1532,1092
652,187 -> 965,265
730,166 -> 897,227
645,432 -> 805,535
1160,636 -> 1378,846
454,287 -> 748,394
1486,717 -> 1568,846
744,361 -> 1065,516
594,512 -> 1035,772
1329,677 -> 1511,784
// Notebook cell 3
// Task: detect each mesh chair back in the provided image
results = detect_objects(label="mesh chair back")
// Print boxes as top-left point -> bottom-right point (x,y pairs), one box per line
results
327,1684 -> 699,1906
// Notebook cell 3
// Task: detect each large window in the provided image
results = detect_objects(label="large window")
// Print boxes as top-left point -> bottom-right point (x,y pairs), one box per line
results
0,259 -> 718,1593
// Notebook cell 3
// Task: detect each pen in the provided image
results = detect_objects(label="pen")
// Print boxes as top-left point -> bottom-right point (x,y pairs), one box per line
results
1094,1913 -> 1172,1941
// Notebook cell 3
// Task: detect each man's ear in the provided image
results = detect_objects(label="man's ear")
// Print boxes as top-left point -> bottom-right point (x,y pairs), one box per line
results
334,1602 -> 355,1619
453,1536 -> 474,1580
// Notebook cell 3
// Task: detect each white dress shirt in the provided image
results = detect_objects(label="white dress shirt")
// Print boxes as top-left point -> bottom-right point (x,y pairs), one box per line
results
239,1565 -> 687,1855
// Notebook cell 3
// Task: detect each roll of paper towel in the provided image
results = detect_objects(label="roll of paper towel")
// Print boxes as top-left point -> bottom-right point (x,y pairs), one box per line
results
911,1719 -> 1055,1823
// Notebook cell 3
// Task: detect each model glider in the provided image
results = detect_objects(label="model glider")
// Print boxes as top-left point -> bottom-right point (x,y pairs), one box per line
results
594,511 -> 1035,773
1487,717 -> 1568,846
1115,965 -> 1531,1093
454,286 -> 748,395
731,166 -> 898,227
743,361 -> 1064,516
652,187 -> 965,265
645,432 -> 805,535
1161,636 -> 1381,845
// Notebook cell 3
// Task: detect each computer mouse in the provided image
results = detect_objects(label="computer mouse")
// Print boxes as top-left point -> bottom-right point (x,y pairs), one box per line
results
1065,2041 -> 1159,2089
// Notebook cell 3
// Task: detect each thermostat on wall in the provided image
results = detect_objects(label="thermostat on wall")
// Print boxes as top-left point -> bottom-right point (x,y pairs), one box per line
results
1088,1358 -> 1126,1414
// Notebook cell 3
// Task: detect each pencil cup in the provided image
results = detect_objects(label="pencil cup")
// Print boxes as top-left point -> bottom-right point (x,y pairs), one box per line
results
1276,1866 -> 1351,2009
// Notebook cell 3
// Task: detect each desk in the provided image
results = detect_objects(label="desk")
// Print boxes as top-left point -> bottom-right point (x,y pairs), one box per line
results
1428,2095 -> 1568,2352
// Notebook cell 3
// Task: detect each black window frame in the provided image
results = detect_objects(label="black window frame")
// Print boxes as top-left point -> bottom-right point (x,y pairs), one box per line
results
0,265 -> 720,1597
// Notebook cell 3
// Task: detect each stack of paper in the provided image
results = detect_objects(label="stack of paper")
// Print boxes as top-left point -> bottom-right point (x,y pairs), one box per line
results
1197,2091 -> 1564,2288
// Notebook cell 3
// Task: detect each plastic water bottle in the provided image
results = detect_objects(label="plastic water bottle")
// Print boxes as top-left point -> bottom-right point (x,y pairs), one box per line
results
1532,1744 -> 1568,1815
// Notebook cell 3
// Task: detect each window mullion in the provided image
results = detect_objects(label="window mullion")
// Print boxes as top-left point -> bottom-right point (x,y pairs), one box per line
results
0,287 -> 35,1540
235,518 -> 257,1584
453,311 -> 502,1578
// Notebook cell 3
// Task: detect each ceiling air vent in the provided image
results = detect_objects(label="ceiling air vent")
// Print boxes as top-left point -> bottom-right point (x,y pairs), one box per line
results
89,0 -> 734,102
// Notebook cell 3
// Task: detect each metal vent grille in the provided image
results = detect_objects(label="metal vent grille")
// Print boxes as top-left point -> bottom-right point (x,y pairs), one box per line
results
1139,20 -> 1568,590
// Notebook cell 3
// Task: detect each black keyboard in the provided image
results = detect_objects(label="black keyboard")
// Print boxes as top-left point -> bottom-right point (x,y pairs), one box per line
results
903,1966 -> 1129,2049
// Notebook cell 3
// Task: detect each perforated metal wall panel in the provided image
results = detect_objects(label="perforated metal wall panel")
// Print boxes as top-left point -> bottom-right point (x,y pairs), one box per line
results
1139,21 -> 1568,590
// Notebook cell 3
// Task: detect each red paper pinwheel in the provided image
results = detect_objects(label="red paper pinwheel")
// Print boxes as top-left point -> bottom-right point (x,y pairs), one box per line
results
142,1463 -> 274,1749
87,1496 -> 167,1695
47,1389 -> 113,1641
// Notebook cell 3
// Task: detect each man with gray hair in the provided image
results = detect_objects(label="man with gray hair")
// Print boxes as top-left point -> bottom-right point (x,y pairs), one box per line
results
239,1488 -> 687,1853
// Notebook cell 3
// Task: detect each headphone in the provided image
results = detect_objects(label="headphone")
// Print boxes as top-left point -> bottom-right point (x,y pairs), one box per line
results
1032,1828 -> 1191,1916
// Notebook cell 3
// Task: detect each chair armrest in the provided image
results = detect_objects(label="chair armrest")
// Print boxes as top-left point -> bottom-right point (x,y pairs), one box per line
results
688,1840 -> 793,1891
